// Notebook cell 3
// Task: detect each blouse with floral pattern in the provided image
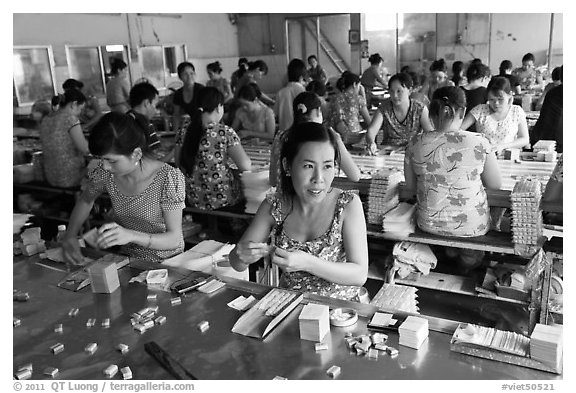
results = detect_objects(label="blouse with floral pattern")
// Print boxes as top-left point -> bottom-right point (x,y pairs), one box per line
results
234,100 -> 275,135
267,190 -> 361,301
185,122 -> 242,210
81,162 -> 185,262
469,104 -> 526,150
512,67 -> 542,90
406,130 -> 492,237
377,98 -> 425,147
328,90 -> 367,139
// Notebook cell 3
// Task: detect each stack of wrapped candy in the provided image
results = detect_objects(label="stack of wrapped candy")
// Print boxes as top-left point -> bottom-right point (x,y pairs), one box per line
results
366,168 -> 403,225
398,316 -> 429,349
392,241 -> 437,278
510,179 -> 543,247
530,323 -> 563,370
241,169 -> 271,214
532,141 -> 557,162
370,283 -> 419,314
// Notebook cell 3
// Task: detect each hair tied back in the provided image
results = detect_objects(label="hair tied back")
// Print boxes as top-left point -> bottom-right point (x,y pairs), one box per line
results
297,103 -> 307,114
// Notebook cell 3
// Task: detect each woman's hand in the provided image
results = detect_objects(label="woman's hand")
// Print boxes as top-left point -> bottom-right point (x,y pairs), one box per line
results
96,222 -> 134,249
366,141 -> 378,156
234,241 -> 271,265
271,247 -> 309,273
62,236 -> 84,265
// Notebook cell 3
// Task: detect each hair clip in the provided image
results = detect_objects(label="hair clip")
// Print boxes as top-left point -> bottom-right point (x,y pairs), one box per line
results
198,107 -> 204,112
297,103 -> 307,114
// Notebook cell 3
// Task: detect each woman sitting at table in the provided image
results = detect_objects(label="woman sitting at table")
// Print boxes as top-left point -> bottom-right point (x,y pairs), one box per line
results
328,71 -> 371,145
405,86 -> 501,271
39,88 -> 89,188
535,66 -> 562,111
422,59 -> 455,102
234,60 -> 275,107
232,83 -> 276,141
106,59 -> 131,114
269,91 -> 361,188
451,60 -> 467,87
498,60 -> 522,95
230,122 -> 368,301
307,54 -> 328,85
206,61 -> 233,103
172,61 -> 205,132
181,87 -> 251,211
461,77 -> 529,154
460,62 -> 491,132
512,53 -> 544,91
62,78 -> 103,131
62,112 -> 186,264
365,73 -> 433,152
360,53 -> 389,108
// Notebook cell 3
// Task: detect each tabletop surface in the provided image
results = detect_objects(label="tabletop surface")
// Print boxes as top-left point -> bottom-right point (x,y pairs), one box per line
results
14,256 -> 562,380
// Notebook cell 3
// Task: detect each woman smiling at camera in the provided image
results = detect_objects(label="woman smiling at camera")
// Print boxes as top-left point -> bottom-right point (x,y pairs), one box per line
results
230,122 -> 368,300
62,112 -> 186,264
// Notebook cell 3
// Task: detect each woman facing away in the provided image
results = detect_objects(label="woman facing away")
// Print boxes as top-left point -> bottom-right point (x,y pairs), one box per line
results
206,61 -> 233,103
404,86 -> 501,272
365,72 -> 433,152
62,112 -> 186,264
498,60 -> 522,95
461,76 -> 529,154
106,59 -> 131,114
232,83 -> 276,141
230,122 -> 368,301
451,61 -> 468,87
172,61 -> 205,132
269,91 -> 361,188
460,62 -> 491,132
234,60 -> 275,107
39,88 -> 89,188
180,87 -> 251,211
328,71 -> 371,145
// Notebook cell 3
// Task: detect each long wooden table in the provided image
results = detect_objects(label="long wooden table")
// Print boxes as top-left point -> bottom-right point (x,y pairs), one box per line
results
13,255 -> 562,380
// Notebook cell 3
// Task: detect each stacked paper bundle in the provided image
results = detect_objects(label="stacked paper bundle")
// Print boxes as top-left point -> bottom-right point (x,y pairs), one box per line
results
382,202 -> 416,235
370,283 -> 419,314
530,324 -> 563,369
398,316 -> 429,349
298,303 -> 330,342
241,170 -> 271,214
451,323 -> 530,356
366,168 -> 403,225
510,179 -> 543,247
392,241 -> 437,277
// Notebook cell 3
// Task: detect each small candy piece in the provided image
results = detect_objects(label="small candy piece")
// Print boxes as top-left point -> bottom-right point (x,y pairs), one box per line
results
315,343 -> 329,351
50,343 -> 64,354
133,323 -> 147,333
371,332 -> 388,345
101,318 -> 110,328
149,305 -> 159,313
374,343 -> 388,351
121,366 -> 133,380
345,337 -> 357,350
104,364 -> 118,378
17,363 -> 33,373
43,367 -> 59,378
386,346 -> 399,357
13,317 -> 21,327
14,292 -> 30,302
14,369 -> 32,380
147,294 -> 157,301
367,348 -> 379,359
137,307 -> 150,316
116,343 -> 129,354
171,297 -> 182,306
84,342 -> 98,355
143,320 -> 154,329
272,376 -> 287,380
54,324 -> 63,333
86,318 -> 96,328
154,316 -> 167,325
344,332 -> 353,338
326,365 -> 341,378
197,320 -> 210,332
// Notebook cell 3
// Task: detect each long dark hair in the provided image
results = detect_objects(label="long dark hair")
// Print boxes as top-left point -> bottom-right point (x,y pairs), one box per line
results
180,87 -> 224,175
279,122 -> 340,197
429,86 -> 466,130
89,112 -> 149,157
51,88 -> 86,109
292,91 -> 322,126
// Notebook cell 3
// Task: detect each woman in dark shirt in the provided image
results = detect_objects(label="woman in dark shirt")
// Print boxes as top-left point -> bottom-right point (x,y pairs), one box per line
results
498,60 -> 522,95
172,61 -> 205,132
461,62 -> 491,132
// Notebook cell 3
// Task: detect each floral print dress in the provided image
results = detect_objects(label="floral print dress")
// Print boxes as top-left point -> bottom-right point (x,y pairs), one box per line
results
328,90 -> 367,143
268,190 -> 361,301
185,122 -> 242,210
469,104 -> 526,150
406,130 -> 492,237
377,98 -> 425,147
